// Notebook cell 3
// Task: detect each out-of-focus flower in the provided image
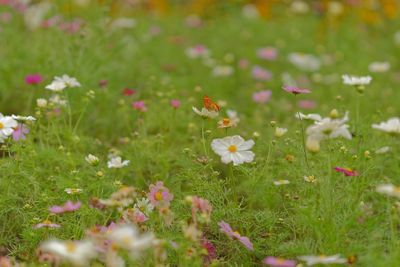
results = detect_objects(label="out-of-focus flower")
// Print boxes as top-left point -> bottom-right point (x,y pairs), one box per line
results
298,100 -> 316,109
218,221 -> 253,250
297,255 -> 347,266
186,45 -> 209,59
282,85 -> 310,95
25,74 -> 42,85
170,99 -> 181,109
123,88 -> 136,96
275,127 -> 288,138
252,90 -> 272,104
342,75 -> 372,86
368,62 -> 390,73
211,135 -> 255,166
334,167 -> 359,177
273,180 -> 290,186
288,53 -> 320,71
132,101 -> 147,112
134,198 -> 154,216
290,1 -> 309,14
64,188 -> 82,195
263,256 -> 297,267
107,156 -> 130,168
376,184 -> 400,198
148,181 -> 174,208
375,146 -> 390,154
192,107 -> 219,119
37,98 -> 48,108
110,17 -> 136,30
257,47 -> 278,60
185,15 -> 203,28
252,66 -> 272,81
306,112 -> 352,142
372,118 -> 400,135
85,154 -> 99,166
12,123 -> 29,141
242,4 -> 260,19
295,112 -> 322,121
49,201 -> 81,214
46,74 -> 81,92
34,220 -> 61,229
212,65 -> 234,77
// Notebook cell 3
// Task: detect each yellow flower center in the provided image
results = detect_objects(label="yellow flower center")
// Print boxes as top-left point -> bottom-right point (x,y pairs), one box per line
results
66,242 -> 76,252
0,122 -> 3,129
228,145 -> 237,153
43,220 -> 52,225
223,118 -> 231,125
155,191 -> 163,201
233,231 -> 240,235
276,258 -> 286,264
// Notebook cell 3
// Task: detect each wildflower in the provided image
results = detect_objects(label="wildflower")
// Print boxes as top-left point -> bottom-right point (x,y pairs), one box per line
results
34,220 -> 61,229
218,221 -> 253,250
295,112 -> 322,121
263,256 -> 296,267
132,101 -> 147,112
217,118 -> 237,129
306,112 -> 352,142
297,254 -> 347,266
377,184 -> 400,198
12,123 -> 29,141
183,223 -> 202,241
212,65 -> 234,77
170,99 -> 181,109
122,208 -> 149,224
252,66 -> 272,81
288,53 -> 321,71
25,74 -> 42,85
306,138 -> 320,153
185,45 -> 209,59
123,88 -> 136,96
49,95 -> 68,106
148,181 -> 174,208
342,74 -> 372,86
275,127 -> 288,137
282,85 -> 310,95
64,188 -> 83,195
192,107 -> 219,119
46,74 -> 81,92
257,47 -> 278,60
187,196 -> 212,223
369,62 -> 390,73
304,175 -> 317,183
273,180 -> 290,186
109,17 -> 136,30
0,114 -> 17,142
107,156 -> 130,168
39,239 -> 97,266
375,146 -> 390,154
49,201 -> 81,214
37,98 -> 48,108
211,135 -> 255,166
85,154 -> 99,166
134,198 -> 154,215
334,167 -> 359,177
99,186 -> 137,208
201,238 -> 217,264
252,90 -> 272,104
372,118 -> 400,135
11,115 -> 36,122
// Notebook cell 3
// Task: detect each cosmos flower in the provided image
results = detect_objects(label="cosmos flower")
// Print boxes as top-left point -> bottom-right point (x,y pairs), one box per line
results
46,74 -> 81,92
368,62 -> 390,73
295,112 -> 322,121
372,118 -> 400,135
376,184 -> 400,198
263,256 -> 296,267
217,117 -> 238,129
134,198 -> 154,215
275,127 -> 288,137
34,220 -> 61,229
12,123 -> 29,141
218,221 -> 253,250
11,115 -> 36,122
25,74 -> 42,85
185,45 -> 210,59
211,135 -> 255,166
107,156 -> 130,168
342,75 -> 372,86
170,99 -> 181,109
85,154 -> 99,166
192,107 -> 219,119
306,112 -> 352,142
334,167 -> 359,177
297,254 -> 347,266
122,208 -> 149,224
49,201 -> 81,214
252,90 -> 272,104
252,66 -> 272,81
36,98 -> 48,108
123,88 -> 136,96
212,65 -> 234,77
288,53 -> 321,71
0,113 -> 17,142
282,85 -> 311,95
132,101 -> 147,112
257,47 -> 278,60
39,239 -> 97,266
148,181 -> 174,208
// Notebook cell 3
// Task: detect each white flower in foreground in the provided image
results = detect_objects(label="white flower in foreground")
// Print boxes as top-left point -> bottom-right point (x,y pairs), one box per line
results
192,107 -> 219,119
85,154 -> 99,166
372,118 -> 400,135
107,156 -> 130,168
0,114 -> 18,140
306,112 -> 352,142
273,180 -> 290,186
342,74 -> 372,86
40,239 -> 98,266
376,184 -> 400,198
375,146 -> 390,154
368,61 -> 390,73
107,224 -> 155,259
298,254 -> 347,266
295,112 -> 322,121
211,135 -> 255,166
46,74 -> 81,92
275,127 -> 288,137
11,115 -> 36,122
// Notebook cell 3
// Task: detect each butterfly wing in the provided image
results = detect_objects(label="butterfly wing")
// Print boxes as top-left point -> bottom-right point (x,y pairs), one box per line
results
203,95 -> 220,111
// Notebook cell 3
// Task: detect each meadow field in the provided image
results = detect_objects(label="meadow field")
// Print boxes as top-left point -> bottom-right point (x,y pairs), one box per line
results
1,0 -> 400,266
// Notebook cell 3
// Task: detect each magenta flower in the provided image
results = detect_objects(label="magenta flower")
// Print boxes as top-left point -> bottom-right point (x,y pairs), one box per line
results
282,85 -> 311,95
12,123 -> 29,141
34,220 -> 61,229
49,201 -> 81,214
25,74 -> 42,85
298,100 -> 316,109
123,88 -> 136,96
334,167 -> 359,177
252,66 -> 272,81
218,221 -> 253,250
147,181 -> 174,208
170,99 -> 181,109
252,90 -> 272,104
257,47 -> 278,60
263,256 -> 297,267
132,101 -> 147,112
201,238 -> 217,264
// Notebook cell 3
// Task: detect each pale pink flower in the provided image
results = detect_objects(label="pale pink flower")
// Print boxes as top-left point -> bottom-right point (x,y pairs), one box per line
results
238,58 -> 249,69
252,66 -> 272,81
298,100 -> 316,109
252,90 -> 272,104
282,85 -> 311,95
170,99 -> 181,109
132,101 -> 147,112
257,47 -> 278,60
334,167 -> 359,177
148,181 -> 174,208
218,221 -> 253,250
263,256 -> 297,267
49,201 -> 81,214
12,123 -> 29,141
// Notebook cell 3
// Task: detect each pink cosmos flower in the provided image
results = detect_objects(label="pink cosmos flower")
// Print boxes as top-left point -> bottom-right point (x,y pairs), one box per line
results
252,90 -> 272,104
34,220 -> 61,229
218,221 -> 253,250
41,16 -> 61,28
263,256 -> 297,267
257,47 -> 278,60
334,167 -> 359,177
201,238 -> 217,264
59,19 -> 84,34
49,201 -> 81,214
122,208 -> 148,224
12,123 -> 29,141
25,74 -> 42,85
252,66 -> 272,81
123,88 -> 136,96
132,101 -> 147,112
170,99 -> 181,109
282,85 -> 311,95
147,181 -> 174,208
298,100 -> 316,109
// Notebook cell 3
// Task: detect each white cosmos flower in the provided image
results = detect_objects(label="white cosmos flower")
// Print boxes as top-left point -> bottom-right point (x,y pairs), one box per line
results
40,239 -> 98,266
212,65 -> 234,77
49,95 -> 68,106
85,154 -> 99,166
107,156 -> 130,168
36,98 -> 48,108
306,112 -> 352,142
273,180 -> 290,186
46,80 -> 67,92
192,107 -> 219,119
342,74 -> 372,86
107,224 -> 155,259
211,135 -> 255,166
295,112 -> 322,121
375,146 -> 390,154
288,53 -> 321,71
275,127 -> 288,137
11,115 -> 36,121
372,118 -> 400,135
0,114 -> 18,140
46,74 -> 81,92
298,254 -> 347,266
376,184 -> 400,198
134,198 -> 154,215
368,61 -> 390,73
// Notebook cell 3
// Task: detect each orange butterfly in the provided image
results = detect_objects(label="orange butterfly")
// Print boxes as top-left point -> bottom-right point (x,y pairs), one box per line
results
203,95 -> 220,111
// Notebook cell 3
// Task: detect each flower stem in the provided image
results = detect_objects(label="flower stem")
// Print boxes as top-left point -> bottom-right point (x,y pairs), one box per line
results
298,112 -> 310,170
201,119 -> 208,157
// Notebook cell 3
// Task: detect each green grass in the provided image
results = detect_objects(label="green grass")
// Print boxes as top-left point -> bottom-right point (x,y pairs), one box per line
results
1,2 -> 400,266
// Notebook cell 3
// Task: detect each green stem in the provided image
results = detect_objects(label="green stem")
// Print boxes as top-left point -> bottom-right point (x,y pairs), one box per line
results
201,119 -> 208,157
298,112 -> 310,170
